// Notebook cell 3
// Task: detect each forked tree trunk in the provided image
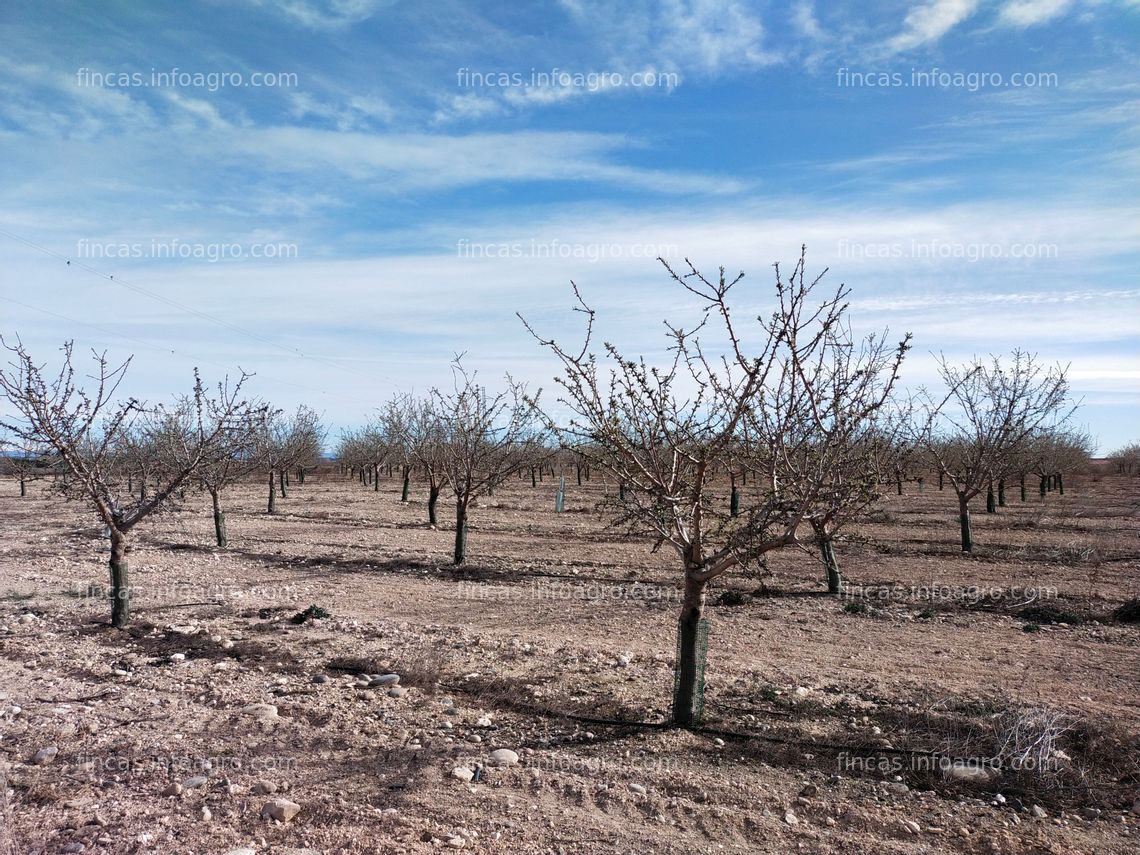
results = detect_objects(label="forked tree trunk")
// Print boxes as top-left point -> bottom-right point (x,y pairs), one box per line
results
109,526 -> 130,628
453,502 -> 468,565
673,573 -> 708,728
958,492 -> 973,553
267,472 -> 276,514
210,487 -> 227,548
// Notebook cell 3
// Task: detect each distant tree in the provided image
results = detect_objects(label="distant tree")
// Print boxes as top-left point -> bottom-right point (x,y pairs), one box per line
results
0,429 -> 55,496
917,351 -> 1074,553
196,396 -> 264,547
0,338 -> 255,627
387,394 -> 451,526
254,405 -> 324,513
522,249 -> 908,726
1109,442 -> 1140,476
434,360 -> 543,565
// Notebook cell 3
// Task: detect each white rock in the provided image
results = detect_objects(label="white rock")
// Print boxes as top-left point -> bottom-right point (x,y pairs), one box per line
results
475,716 -> 492,727
946,763 -> 996,784
260,798 -> 301,822
488,749 -> 519,767
452,766 -> 475,783
182,775 -> 208,789
784,810 -> 799,825
32,746 -> 59,765
1031,804 -> 1048,818
628,783 -> 647,795
240,703 -> 279,720
369,674 -> 400,687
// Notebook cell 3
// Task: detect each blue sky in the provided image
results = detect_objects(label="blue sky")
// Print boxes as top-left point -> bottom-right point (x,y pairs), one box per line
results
1,0 -> 1137,452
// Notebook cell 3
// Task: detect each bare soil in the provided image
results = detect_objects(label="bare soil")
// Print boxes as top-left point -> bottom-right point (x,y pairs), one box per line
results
1,469 -> 1138,855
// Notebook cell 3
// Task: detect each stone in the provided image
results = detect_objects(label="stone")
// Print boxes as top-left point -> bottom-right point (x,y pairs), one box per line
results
251,780 -> 278,795
946,763 -> 996,784
883,781 -> 910,795
446,838 -> 466,849
312,674 -> 329,684
488,749 -> 519,767
628,783 -> 647,795
261,798 -> 301,822
62,844 -> 85,854
799,783 -> 818,797
182,776 -> 208,789
452,766 -> 475,783
162,782 -> 183,797
901,819 -> 921,834
200,806 -> 212,821
1031,805 -> 1048,819
31,746 -> 59,765
240,703 -> 279,720
475,716 -> 492,727
369,674 -> 400,688
388,686 -> 408,698
784,810 -> 799,825
222,850 -> 256,855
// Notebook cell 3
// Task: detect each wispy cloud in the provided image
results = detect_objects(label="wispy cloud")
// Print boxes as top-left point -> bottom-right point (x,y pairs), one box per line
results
883,0 -> 980,54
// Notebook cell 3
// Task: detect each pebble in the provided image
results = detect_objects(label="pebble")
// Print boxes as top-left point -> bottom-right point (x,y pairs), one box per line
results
475,716 -> 492,727
799,783 -> 818,798
162,782 -> 183,797
488,749 -> 519,767
388,687 -> 408,698
883,781 -> 910,795
1031,805 -> 1048,818
628,783 -> 647,795
222,849 -> 256,855
260,798 -> 302,822
182,775 -> 208,789
945,763 -> 995,784
200,806 -> 212,821
240,703 -> 279,720
901,819 -> 921,834
784,810 -> 799,825
252,780 -> 278,795
446,838 -> 465,849
452,766 -> 475,783
369,674 -> 400,688
62,844 -> 84,854
31,746 -> 59,765
312,674 -> 329,684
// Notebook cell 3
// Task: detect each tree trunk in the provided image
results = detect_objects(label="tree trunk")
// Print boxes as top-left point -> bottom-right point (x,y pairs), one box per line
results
672,573 -> 709,728
530,467 -> 537,487
453,502 -> 468,565
958,493 -> 973,553
279,470 -> 288,498
19,477 -> 26,497
939,471 -> 944,491
267,472 -> 276,514
211,488 -> 227,548
1057,473 -> 1064,495
428,483 -> 440,527
896,474 -> 903,496
576,465 -> 582,487
401,469 -> 411,502
986,484 -> 996,514
818,530 -> 841,594
917,477 -> 924,494
109,526 -> 130,628
1020,474 -> 1027,502
730,484 -> 740,517
1039,475 -> 1047,497
998,480 -> 1006,507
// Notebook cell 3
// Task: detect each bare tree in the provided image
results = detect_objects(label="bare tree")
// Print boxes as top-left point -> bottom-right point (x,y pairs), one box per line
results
1109,441 -> 1140,476
522,248 -> 908,726
917,351 -> 1074,553
0,428 -> 55,496
434,360 -> 542,565
0,338 -> 255,626
254,405 -> 324,513
386,394 -> 451,526
196,400 -> 264,547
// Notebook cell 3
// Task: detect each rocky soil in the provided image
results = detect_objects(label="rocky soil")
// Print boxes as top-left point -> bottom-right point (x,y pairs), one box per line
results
1,470 -> 1138,854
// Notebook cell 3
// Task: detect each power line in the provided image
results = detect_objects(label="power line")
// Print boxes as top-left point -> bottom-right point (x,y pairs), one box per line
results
0,226 -> 395,386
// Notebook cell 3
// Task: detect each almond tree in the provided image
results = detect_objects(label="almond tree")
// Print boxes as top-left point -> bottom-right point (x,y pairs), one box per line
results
386,394 -> 451,526
0,338 -> 255,627
254,405 -> 324,513
434,361 -> 542,565
917,352 -> 1074,553
0,429 -> 54,496
522,249 -> 909,726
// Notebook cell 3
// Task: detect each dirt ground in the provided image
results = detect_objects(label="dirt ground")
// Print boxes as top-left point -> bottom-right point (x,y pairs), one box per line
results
1,468 -> 1138,855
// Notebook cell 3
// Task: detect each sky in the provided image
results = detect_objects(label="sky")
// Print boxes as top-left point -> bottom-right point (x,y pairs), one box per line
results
1,0 -> 1138,453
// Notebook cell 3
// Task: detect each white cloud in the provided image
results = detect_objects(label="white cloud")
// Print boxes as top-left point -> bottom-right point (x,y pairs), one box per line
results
998,0 -> 1076,27
884,0 -> 980,54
